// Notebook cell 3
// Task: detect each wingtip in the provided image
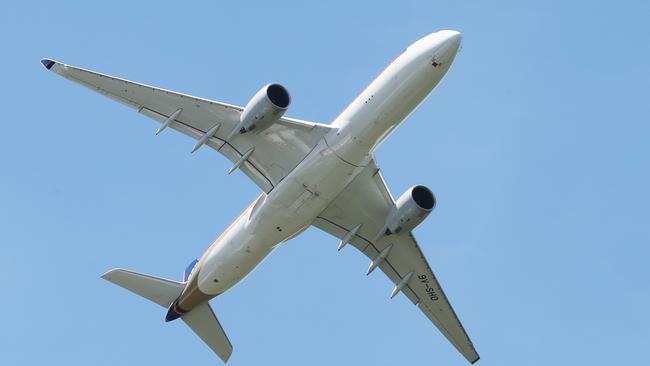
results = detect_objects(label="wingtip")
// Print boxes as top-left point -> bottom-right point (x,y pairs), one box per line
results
40,58 -> 56,70
218,350 -> 232,363
470,356 -> 480,364
100,268 -> 122,280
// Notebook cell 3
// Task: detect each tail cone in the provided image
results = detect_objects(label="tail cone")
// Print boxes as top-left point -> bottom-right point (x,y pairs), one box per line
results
165,300 -> 189,322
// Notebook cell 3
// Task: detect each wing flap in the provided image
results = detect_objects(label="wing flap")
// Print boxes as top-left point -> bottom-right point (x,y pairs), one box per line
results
138,107 -> 276,190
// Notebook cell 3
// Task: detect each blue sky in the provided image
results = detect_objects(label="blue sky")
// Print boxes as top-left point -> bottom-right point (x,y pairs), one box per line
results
2,1 -> 649,365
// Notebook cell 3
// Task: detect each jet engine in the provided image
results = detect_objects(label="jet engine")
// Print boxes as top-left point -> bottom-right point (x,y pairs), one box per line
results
238,83 -> 291,133
385,185 -> 436,235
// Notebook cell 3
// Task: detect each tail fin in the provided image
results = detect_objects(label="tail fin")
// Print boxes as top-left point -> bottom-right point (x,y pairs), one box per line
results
101,268 -> 184,308
182,301 -> 233,362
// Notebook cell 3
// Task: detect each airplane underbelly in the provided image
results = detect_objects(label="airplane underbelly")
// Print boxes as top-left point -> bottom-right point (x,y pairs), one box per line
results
196,141 -> 361,296
196,214 -> 277,295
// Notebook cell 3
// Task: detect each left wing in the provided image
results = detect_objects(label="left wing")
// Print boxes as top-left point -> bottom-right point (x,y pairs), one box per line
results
40,59 -> 333,192
312,159 -> 480,364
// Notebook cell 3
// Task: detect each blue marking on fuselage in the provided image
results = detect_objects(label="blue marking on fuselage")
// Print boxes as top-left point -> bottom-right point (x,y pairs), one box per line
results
182,259 -> 199,282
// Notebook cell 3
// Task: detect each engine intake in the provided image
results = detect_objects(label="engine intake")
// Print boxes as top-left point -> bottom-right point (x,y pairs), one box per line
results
239,83 -> 290,133
385,185 -> 436,235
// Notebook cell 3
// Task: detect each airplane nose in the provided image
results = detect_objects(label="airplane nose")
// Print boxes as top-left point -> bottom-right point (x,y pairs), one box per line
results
434,30 -> 462,63
444,30 -> 462,45
440,30 -> 462,51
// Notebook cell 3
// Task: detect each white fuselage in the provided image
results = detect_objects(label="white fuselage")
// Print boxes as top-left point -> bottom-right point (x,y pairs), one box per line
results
180,30 -> 462,305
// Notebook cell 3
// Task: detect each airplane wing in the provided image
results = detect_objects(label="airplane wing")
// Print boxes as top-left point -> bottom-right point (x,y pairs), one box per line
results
40,59 -> 333,193
312,159 -> 480,364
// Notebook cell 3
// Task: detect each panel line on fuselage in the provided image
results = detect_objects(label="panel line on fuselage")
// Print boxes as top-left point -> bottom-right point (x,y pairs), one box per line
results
322,137 -> 366,167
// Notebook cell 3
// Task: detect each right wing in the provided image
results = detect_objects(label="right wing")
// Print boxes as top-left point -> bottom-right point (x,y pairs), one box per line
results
313,159 -> 480,363
41,59 -> 334,193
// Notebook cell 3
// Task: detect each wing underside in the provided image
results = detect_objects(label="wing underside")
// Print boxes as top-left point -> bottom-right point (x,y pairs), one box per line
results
312,159 -> 480,364
41,59 -> 333,192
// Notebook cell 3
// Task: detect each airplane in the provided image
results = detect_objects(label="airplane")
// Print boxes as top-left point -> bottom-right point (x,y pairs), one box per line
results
41,29 -> 479,364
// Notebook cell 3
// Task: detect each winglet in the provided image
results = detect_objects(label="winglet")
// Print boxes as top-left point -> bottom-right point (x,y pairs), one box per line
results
40,58 -> 56,70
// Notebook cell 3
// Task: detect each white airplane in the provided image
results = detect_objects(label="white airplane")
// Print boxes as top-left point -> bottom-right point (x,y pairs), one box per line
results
41,29 -> 479,364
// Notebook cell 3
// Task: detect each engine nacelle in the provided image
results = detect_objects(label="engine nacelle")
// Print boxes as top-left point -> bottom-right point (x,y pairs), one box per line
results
239,83 -> 291,133
385,185 -> 436,235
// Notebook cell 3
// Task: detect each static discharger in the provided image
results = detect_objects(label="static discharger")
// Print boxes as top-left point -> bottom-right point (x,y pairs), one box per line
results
228,147 -> 254,174
156,109 -> 182,135
338,224 -> 362,251
390,271 -> 414,299
367,243 -> 393,275
192,123 -> 221,153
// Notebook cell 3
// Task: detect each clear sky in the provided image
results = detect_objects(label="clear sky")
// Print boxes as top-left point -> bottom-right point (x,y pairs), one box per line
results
2,1 -> 649,365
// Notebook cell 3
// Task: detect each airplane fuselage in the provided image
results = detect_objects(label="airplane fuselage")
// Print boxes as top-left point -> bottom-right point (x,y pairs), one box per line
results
175,30 -> 462,312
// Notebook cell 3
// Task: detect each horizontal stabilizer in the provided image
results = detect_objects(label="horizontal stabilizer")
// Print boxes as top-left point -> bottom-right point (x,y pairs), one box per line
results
101,268 -> 184,308
182,301 -> 233,362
